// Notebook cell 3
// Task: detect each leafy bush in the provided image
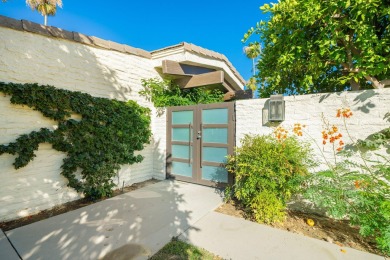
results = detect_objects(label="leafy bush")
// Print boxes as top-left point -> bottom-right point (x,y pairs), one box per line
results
303,108 -> 390,255
0,82 -> 151,199
139,78 -> 224,109
225,134 -> 314,223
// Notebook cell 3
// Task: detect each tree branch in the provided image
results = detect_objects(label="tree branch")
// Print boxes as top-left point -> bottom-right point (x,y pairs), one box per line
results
364,76 -> 389,89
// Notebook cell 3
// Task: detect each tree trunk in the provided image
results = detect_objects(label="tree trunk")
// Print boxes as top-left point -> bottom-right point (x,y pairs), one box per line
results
350,78 -> 360,91
44,15 -> 47,26
252,58 -> 256,76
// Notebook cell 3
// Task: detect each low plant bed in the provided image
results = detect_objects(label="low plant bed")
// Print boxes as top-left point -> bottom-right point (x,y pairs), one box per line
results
215,200 -> 384,257
0,179 -> 160,232
150,239 -> 222,260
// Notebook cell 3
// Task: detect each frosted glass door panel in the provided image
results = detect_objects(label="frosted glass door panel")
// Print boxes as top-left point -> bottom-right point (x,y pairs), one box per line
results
202,147 -> 228,163
172,128 -> 191,142
172,162 -> 192,177
172,111 -> 193,124
202,108 -> 228,124
172,145 -> 191,159
203,128 -> 228,144
202,166 -> 228,183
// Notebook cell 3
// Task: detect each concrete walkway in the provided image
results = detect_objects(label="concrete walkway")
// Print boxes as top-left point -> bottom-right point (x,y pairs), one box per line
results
5,180 -> 223,259
3,180 -> 385,260
180,211 -> 384,260
0,229 -> 20,259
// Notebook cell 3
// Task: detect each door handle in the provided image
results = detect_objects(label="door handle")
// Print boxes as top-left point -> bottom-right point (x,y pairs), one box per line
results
199,123 -> 202,168
189,123 -> 192,166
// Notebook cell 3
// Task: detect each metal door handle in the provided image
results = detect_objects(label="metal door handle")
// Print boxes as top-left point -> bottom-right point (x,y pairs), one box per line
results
189,123 -> 192,166
199,124 -> 202,168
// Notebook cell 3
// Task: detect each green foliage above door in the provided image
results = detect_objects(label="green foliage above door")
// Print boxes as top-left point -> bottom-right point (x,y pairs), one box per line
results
139,78 -> 224,109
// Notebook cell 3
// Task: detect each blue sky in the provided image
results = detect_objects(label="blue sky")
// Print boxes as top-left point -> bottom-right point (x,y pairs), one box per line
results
0,0 -> 269,82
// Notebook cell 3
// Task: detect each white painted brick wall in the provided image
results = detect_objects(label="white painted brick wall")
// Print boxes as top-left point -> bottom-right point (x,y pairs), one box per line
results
0,27 -> 165,221
152,108 -> 167,180
235,89 -> 390,171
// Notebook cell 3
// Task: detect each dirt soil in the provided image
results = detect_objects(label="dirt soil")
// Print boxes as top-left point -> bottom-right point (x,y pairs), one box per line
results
0,179 -> 160,232
215,200 -> 385,257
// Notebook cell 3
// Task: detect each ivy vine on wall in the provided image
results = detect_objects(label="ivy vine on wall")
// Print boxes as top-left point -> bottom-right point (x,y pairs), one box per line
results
0,82 -> 151,199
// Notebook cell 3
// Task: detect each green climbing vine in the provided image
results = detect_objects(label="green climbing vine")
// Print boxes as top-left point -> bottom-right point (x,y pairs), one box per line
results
0,82 -> 151,199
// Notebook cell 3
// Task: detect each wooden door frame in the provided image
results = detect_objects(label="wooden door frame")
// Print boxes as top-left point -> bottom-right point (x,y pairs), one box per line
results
166,102 -> 235,187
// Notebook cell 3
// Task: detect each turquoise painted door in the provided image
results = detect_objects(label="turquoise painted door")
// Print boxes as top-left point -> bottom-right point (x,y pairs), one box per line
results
167,103 -> 235,187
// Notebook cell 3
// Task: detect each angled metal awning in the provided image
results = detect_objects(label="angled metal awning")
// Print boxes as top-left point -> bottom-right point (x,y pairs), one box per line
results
158,60 -> 237,93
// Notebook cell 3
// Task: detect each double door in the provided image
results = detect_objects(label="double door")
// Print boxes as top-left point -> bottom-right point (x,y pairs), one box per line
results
167,102 -> 235,187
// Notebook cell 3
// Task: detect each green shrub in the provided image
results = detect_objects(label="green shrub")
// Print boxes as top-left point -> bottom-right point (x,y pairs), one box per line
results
226,134 -> 314,223
139,78 -> 224,108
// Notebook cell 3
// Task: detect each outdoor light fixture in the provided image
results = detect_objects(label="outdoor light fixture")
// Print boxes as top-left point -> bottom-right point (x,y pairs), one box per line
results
268,94 -> 285,121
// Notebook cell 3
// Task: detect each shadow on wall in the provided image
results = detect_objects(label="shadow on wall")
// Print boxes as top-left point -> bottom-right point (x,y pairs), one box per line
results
352,90 -> 378,114
6,181 -> 205,259
318,90 -> 378,114
0,28 -> 155,220
151,138 -> 167,181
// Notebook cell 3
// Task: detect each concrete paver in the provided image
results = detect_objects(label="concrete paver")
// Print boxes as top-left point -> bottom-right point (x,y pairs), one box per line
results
6,180 -> 223,260
0,229 -> 20,260
181,211 -> 384,260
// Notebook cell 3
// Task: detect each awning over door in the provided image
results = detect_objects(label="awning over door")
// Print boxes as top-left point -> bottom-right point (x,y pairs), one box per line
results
151,42 -> 247,98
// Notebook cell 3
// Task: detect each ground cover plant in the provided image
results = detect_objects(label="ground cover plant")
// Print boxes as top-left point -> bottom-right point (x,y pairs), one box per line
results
225,132 -> 314,223
150,239 -> 222,260
0,82 -> 151,199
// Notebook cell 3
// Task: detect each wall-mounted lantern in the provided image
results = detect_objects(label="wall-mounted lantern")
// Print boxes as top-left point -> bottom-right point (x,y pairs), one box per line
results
268,94 -> 285,122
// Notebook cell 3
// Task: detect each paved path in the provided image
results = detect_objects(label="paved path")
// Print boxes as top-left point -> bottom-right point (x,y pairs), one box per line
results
0,229 -> 20,259
180,211 -> 385,260
5,180 -> 223,259
4,180 -> 385,260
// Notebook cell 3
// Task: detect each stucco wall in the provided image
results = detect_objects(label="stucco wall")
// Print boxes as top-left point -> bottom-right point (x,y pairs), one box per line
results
0,26 -> 164,221
235,89 -> 390,170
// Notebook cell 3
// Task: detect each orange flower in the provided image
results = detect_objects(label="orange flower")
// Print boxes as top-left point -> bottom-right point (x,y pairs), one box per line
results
323,140 -> 326,145
338,108 -> 353,118
274,126 -> 288,141
336,109 -> 341,118
354,180 -> 361,189
336,147 -> 342,151
293,123 -> 305,137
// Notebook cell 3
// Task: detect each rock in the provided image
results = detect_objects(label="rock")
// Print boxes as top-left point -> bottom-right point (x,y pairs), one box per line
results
324,237 -> 334,243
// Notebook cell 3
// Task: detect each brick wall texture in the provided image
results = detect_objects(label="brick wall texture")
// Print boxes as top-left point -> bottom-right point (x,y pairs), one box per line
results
0,26 -> 163,221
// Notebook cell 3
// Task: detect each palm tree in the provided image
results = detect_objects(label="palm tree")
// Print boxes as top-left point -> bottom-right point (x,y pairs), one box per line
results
26,0 -> 63,26
243,42 -> 261,76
